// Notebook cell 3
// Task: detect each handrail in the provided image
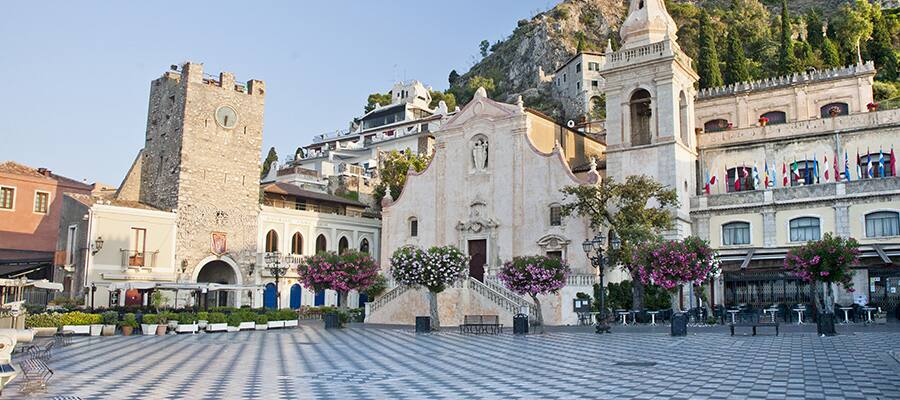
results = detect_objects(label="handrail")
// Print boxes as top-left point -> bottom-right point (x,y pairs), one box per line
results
368,284 -> 410,314
468,278 -> 533,317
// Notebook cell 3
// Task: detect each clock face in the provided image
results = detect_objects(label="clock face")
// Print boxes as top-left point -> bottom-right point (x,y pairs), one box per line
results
215,105 -> 238,129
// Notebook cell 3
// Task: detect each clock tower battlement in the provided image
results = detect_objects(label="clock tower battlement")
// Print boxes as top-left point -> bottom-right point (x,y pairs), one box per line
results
138,61 -> 265,275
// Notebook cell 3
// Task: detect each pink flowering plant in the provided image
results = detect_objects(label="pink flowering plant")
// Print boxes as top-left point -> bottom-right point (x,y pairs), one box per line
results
497,255 -> 570,332
389,245 -> 468,330
784,233 -> 859,314
296,250 -> 380,309
633,236 -> 719,312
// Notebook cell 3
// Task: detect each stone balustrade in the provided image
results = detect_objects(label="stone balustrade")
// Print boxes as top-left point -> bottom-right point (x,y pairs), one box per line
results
691,176 -> 900,211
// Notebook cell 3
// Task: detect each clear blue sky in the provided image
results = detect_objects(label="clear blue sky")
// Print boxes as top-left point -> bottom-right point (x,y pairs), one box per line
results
0,0 -> 554,185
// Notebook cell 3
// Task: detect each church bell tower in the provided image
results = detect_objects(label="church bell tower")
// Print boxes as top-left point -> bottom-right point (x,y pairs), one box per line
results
600,0 -> 699,238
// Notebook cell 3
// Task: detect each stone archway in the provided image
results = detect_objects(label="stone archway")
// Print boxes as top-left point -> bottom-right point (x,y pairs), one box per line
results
195,258 -> 241,308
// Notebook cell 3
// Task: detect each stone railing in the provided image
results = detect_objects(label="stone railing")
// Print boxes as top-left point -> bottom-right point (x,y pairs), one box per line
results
698,62 -> 875,100
566,274 -> 597,287
468,278 -> 533,316
605,39 -> 691,71
691,177 -> 900,211
367,284 -> 411,315
483,277 -> 533,308
698,108 -> 900,149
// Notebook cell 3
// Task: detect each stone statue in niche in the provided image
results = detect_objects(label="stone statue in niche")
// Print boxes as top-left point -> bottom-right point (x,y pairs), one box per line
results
472,138 -> 488,171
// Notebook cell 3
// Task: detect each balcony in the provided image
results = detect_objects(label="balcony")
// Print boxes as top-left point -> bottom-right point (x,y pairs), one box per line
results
262,198 -> 364,218
691,176 -> 900,211
120,249 -> 158,270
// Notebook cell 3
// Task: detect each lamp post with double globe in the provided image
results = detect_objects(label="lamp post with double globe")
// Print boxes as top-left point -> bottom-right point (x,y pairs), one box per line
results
264,251 -> 289,309
583,232 -> 620,333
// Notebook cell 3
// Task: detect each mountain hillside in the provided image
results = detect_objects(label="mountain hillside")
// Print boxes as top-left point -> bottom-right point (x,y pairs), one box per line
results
449,0 -> 892,120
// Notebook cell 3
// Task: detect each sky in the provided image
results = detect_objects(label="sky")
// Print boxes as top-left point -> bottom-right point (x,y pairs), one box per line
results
0,0 -> 555,185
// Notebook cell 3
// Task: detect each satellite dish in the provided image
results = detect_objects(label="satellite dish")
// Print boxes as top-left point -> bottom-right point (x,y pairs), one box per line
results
566,120 -> 576,128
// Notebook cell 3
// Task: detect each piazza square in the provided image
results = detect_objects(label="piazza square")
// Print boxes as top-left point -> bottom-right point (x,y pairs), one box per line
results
1,0 -> 900,398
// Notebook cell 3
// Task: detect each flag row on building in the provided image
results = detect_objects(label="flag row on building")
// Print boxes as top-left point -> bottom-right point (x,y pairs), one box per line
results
703,146 -> 896,195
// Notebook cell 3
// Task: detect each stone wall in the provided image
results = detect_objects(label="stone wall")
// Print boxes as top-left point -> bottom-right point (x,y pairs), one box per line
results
114,150 -> 142,201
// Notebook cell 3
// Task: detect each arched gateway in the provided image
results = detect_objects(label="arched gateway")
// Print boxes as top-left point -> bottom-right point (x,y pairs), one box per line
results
195,259 -> 240,308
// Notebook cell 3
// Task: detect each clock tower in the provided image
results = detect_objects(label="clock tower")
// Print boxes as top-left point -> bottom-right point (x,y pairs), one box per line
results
139,62 -> 265,285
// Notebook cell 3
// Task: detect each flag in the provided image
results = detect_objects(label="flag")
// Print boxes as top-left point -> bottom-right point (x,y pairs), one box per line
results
763,158 -> 770,188
866,148 -> 872,179
833,152 -> 839,182
844,151 -> 851,182
742,165 -> 750,189
813,153 -> 819,184
891,146 -> 896,177
771,161 -> 777,188
752,162 -> 760,189
879,147 -> 885,177
792,158 -> 800,185
804,158 -> 810,184
734,164 -> 741,192
824,154 -> 830,183
782,162 -> 788,187
856,149 -> 862,180
704,166 -> 711,195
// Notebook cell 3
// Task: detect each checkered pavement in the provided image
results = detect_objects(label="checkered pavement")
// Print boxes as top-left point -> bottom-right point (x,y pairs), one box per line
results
6,325 -> 900,399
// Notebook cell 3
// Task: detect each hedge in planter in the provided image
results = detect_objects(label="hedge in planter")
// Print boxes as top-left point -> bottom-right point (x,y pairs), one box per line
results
25,313 -> 61,329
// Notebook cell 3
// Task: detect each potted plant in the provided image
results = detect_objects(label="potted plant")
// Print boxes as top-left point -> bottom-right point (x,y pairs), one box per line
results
120,313 -> 138,336
163,311 -> 180,330
25,313 -> 60,337
234,310 -> 256,331
155,313 -> 169,335
255,314 -> 269,331
59,311 -> 95,335
283,309 -> 299,328
497,255 -> 571,333
206,312 -> 227,332
266,310 -> 284,329
140,314 -> 159,336
197,311 -> 209,330
868,102 -> 879,112
175,312 -> 198,334
101,311 -> 118,336
784,233 -> 859,336
758,116 -> 769,126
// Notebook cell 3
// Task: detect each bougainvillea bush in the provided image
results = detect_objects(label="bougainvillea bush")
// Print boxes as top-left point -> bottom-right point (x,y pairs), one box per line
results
497,255 -> 570,332
633,236 -> 718,312
784,233 -> 859,314
296,250 -> 380,309
389,245 -> 468,329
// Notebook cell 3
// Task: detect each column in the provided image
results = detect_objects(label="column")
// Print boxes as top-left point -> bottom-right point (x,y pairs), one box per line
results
833,202 -> 850,238
762,208 -> 776,247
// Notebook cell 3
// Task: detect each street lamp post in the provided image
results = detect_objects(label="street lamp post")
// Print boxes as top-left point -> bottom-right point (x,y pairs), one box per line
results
264,251 -> 289,309
583,232 -> 620,334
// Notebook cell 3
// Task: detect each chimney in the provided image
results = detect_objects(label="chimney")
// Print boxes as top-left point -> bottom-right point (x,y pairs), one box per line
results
37,168 -> 51,177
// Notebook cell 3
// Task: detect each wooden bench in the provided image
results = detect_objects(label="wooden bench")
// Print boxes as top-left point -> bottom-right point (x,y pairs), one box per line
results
729,312 -> 779,336
18,358 -> 53,395
459,315 -> 502,334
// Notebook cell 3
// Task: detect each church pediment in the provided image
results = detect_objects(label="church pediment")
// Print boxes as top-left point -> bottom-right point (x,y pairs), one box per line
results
443,88 -> 522,129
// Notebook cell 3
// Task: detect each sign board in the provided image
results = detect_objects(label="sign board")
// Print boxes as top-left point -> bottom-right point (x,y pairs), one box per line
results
573,299 -> 591,313
854,294 -> 868,306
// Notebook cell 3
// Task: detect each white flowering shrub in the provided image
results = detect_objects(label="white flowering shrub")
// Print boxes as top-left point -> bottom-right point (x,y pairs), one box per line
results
390,245 -> 469,293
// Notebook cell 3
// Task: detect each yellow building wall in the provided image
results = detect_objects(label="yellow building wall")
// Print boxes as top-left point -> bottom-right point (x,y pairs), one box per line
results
850,202 -> 900,244
708,213 -> 764,248
774,207 -> 836,246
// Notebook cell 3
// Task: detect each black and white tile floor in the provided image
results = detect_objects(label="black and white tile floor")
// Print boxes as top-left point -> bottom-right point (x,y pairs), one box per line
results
6,324 -> 900,399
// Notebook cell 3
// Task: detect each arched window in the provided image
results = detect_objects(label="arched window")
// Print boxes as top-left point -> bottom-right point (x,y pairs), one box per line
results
789,217 -> 821,242
704,119 -> 729,133
359,238 -> 370,253
630,89 -> 652,146
760,111 -> 787,125
722,222 -> 751,245
859,152 -> 895,179
315,234 -> 327,254
679,91 -> 690,146
725,167 -> 755,193
409,217 -> 418,237
789,160 -> 818,186
291,232 -> 303,255
589,95 -> 606,120
549,205 -> 562,226
265,230 -> 278,252
820,102 -> 849,118
338,237 -> 349,254
865,211 -> 900,238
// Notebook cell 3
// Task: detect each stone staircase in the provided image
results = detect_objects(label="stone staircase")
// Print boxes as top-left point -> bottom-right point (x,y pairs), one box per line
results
366,283 -> 411,316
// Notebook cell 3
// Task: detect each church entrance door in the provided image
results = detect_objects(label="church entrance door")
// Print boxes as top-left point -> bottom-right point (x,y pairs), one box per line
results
468,240 -> 486,282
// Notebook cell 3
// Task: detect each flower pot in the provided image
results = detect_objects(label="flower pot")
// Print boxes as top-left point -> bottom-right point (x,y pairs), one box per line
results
226,326 -> 239,333
63,325 -> 91,335
238,322 -> 255,331
255,324 -> 268,331
816,313 -> 836,336
198,320 -> 208,330
101,324 -> 116,336
206,323 -> 227,332
167,321 -> 179,330
32,327 -> 58,337
156,325 -> 168,335
175,324 -> 198,334
121,326 -> 134,336
267,320 -> 285,329
670,313 -> 688,337
90,324 -> 103,336
284,320 -> 298,328
324,312 -> 341,329
141,324 -> 158,336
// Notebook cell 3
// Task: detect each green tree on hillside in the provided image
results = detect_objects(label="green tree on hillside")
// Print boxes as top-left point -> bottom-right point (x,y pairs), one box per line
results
778,0 -> 801,75
428,90 -> 457,112
830,0 -> 874,65
869,7 -> 898,80
374,150 -> 431,206
479,40 -> 490,58
821,37 -> 842,68
724,25 -> 752,85
697,11 -> 724,88
261,147 -> 278,178
805,10 -> 825,50
364,92 -> 392,113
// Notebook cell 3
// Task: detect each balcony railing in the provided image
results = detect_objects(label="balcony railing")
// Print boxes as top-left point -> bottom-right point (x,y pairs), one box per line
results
262,198 -> 365,218
120,249 -> 158,270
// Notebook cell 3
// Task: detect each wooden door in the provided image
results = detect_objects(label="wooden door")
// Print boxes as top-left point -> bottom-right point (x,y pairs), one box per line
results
468,240 -> 486,282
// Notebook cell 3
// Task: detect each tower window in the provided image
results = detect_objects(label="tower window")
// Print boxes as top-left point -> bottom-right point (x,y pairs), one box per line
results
410,218 -> 418,237
630,89 -> 652,146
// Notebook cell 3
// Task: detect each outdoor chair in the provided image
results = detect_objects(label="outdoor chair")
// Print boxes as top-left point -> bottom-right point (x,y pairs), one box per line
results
18,358 -> 53,395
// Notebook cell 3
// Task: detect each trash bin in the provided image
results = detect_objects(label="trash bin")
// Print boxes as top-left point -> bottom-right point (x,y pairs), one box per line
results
670,312 -> 687,337
513,314 -> 529,335
816,312 -> 836,336
415,316 -> 431,333
324,312 -> 341,329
